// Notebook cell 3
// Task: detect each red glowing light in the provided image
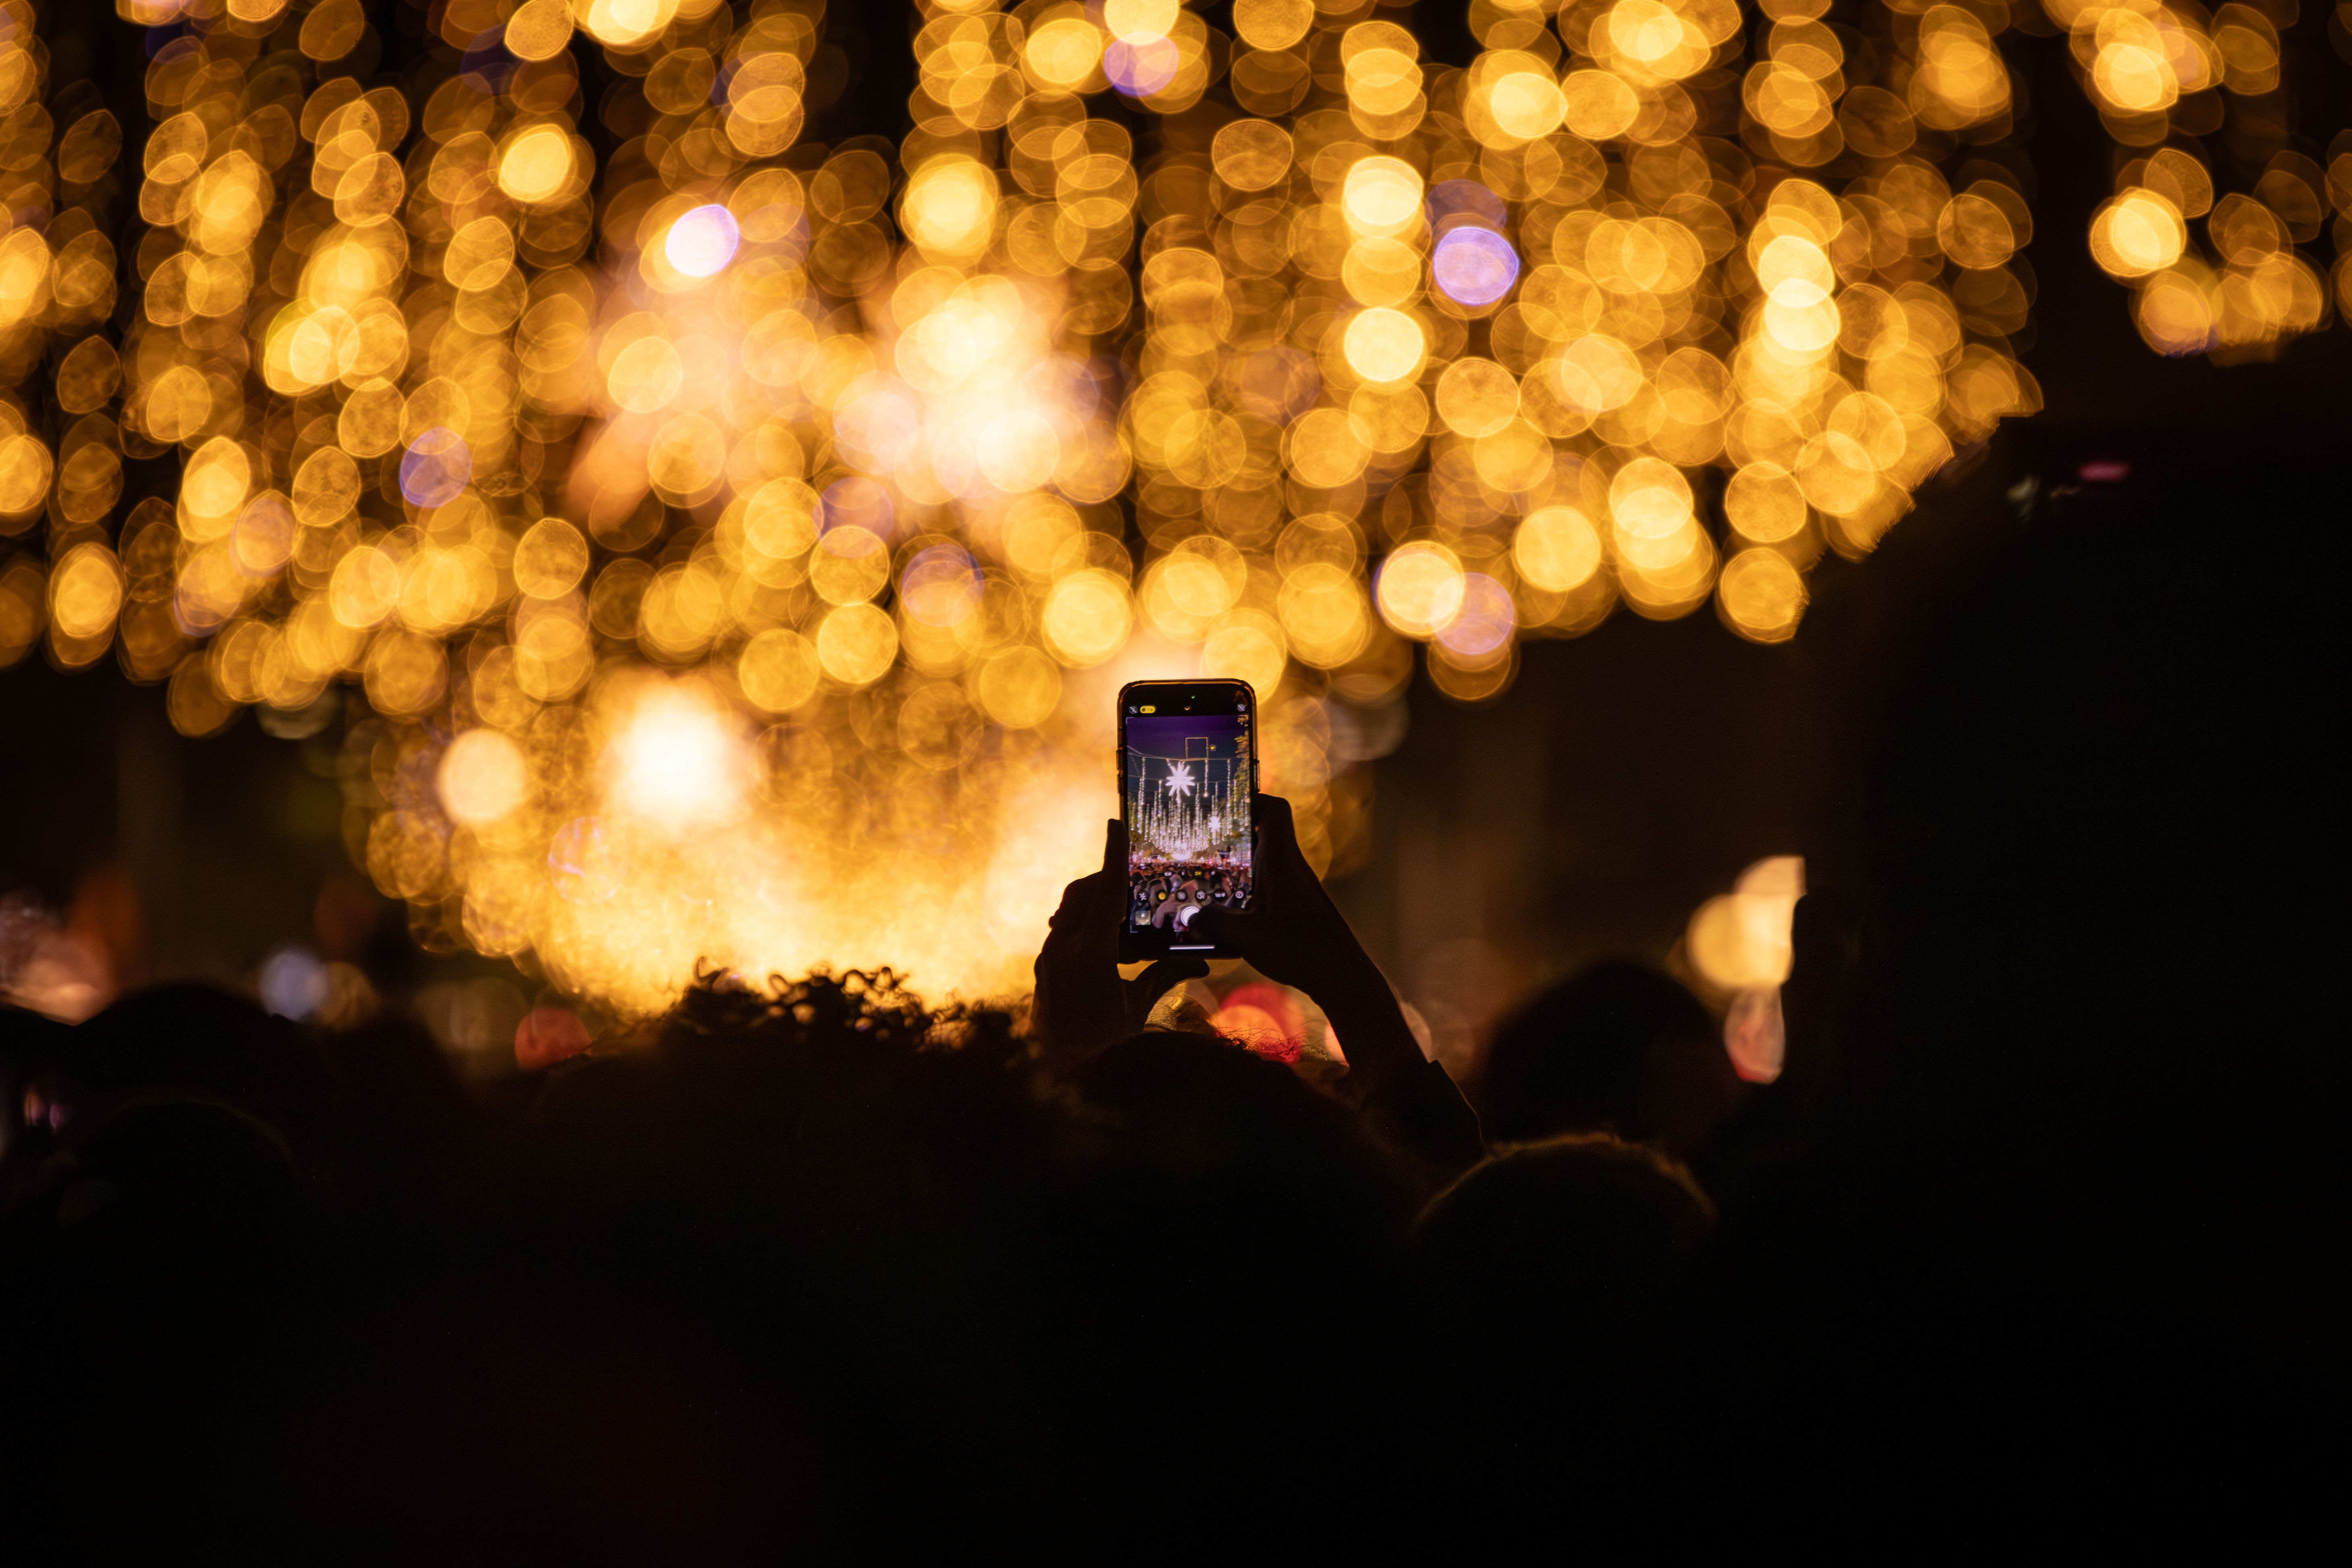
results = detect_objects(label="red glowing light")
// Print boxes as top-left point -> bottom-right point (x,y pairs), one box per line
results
515,1006 -> 593,1071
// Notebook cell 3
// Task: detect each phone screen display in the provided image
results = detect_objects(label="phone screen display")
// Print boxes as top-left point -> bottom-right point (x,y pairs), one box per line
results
1122,697 -> 1254,944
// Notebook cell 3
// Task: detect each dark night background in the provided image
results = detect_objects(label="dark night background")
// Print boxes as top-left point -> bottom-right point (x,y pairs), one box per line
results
6,0 -> 2346,1045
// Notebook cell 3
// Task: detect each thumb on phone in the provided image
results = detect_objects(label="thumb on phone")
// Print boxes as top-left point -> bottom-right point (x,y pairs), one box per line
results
1190,905 -> 1245,950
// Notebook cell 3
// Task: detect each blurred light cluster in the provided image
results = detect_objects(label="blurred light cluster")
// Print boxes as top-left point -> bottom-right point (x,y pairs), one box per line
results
2054,0 -> 2342,357
0,0 -> 2336,1012
1684,852 -> 1801,1081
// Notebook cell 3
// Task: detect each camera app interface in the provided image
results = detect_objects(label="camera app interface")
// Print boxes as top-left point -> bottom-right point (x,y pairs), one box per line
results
1124,709 -> 1253,939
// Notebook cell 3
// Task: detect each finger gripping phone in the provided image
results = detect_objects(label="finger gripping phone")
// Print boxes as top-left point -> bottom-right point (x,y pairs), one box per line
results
1118,679 -> 1257,961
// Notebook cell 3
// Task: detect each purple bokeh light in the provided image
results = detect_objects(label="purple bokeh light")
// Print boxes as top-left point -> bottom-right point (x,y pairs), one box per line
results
1431,228 -> 1521,308
1437,573 -> 1516,658
1103,35 -> 1180,97
399,427 -> 472,508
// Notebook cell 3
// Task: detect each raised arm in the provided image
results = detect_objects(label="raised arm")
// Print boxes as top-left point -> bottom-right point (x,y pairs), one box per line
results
1194,794 -> 1485,1185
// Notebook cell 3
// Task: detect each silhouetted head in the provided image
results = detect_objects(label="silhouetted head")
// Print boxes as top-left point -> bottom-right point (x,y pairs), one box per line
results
1829,464 -> 2337,1183
314,1008 -> 474,1204
3,985 -> 323,1228
1415,1134 -> 1714,1406
0,997 -> 319,1560
219,971 -> 1022,1557
72,984 -> 324,1154
1063,1026 -> 1415,1290
1050,1029 -> 1417,1524
1730,457 -> 2346,1390
1475,962 -> 1742,1155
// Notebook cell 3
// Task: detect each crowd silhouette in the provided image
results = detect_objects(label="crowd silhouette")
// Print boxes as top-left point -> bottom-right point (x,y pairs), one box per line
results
1125,856 -> 1253,933
2,461 -> 2338,1555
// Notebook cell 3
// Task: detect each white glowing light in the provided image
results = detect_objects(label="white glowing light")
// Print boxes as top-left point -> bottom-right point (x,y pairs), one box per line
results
665,204 -> 741,278
1165,760 -> 1194,796
609,687 -> 747,829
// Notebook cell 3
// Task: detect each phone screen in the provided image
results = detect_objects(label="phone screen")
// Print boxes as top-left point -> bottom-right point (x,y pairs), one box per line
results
1121,685 -> 1255,950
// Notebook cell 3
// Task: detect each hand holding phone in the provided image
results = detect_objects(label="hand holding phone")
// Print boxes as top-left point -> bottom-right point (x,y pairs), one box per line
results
1190,793 -> 1437,1102
1180,793 -> 1358,994
1117,680 -> 1257,963
1032,817 -> 1210,1066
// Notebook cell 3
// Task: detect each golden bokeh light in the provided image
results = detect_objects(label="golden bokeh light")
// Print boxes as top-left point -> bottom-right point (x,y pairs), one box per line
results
49,544 -> 122,643
1343,307 -> 1427,385
1716,549 -> 1808,644
439,729 -> 532,828
815,602 -> 900,686
497,126 -> 576,205
1343,156 -> 1425,238
1041,569 -> 1134,667
3,0 -> 2321,1019
1513,507 -> 1605,594
1376,542 -> 1467,640
2090,190 -> 2189,279
1233,0 -> 1314,51
902,156 -> 1000,260
1688,855 -> 1806,991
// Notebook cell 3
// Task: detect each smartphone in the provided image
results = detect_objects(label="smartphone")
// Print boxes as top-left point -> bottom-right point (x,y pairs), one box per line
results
1118,679 -> 1258,961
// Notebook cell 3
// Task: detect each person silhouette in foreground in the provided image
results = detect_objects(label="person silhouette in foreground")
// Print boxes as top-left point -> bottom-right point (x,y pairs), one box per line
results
0,984 -> 432,1558
1475,960 -> 1745,1159
1683,460 -> 2346,1483
1028,792 -> 1491,1542
1417,1135 -> 1713,1420
1028,791 -> 1756,1536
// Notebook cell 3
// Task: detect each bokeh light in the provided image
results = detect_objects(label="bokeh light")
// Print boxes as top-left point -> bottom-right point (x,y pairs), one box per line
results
608,682 -> 750,832
1431,227 -> 1521,308
2,0 -> 2335,1020
664,205 -> 742,279
399,430 -> 472,509
439,729 -> 531,828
